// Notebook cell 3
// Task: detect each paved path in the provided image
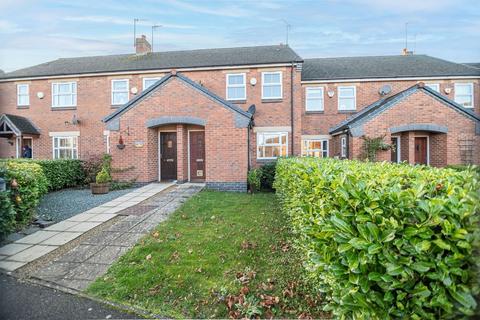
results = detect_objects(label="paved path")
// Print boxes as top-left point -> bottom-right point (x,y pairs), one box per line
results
26,183 -> 203,291
0,183 -> 174,272
0,273 -> 138,320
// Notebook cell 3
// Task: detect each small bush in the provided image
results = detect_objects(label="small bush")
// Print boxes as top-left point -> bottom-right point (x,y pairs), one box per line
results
259,161 -> 277,190
275,158 -> 480,319
81,155 -> 103,184
96,167 -> 111,184
0,190 -> 15,240
110,180 -> 136,191
247,168 -> 261,192
1,161 -> 48,226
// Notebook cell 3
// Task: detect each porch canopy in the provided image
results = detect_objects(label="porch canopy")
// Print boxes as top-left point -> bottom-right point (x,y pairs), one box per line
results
0,114 -> 40,138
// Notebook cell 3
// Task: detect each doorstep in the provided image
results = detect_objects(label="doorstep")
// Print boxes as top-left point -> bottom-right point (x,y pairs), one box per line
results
0,182 -> 174,272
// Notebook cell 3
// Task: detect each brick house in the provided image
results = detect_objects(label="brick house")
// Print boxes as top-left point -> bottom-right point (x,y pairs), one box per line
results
1,37 -> 479,191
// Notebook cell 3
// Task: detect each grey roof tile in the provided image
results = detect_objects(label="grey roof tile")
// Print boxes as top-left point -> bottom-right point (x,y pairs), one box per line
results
0,114 -> 41,135
302,55 -> 480,81
1,45 -> 302,80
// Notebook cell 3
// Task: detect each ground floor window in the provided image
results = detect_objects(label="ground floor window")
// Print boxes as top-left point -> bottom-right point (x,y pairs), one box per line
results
53,136 -> 78,159
302,139 -> 328,157
257,132 -> 288,159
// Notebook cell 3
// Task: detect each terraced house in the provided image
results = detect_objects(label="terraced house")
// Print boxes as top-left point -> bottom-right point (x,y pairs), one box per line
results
0,37 -> 479,191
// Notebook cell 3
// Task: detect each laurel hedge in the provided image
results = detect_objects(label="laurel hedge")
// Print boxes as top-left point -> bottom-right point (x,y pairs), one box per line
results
274,158 -> 480,319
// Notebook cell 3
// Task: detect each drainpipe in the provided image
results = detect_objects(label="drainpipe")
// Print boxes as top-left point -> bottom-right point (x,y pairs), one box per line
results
290,62 -> 295,155
247,125 -> 251,170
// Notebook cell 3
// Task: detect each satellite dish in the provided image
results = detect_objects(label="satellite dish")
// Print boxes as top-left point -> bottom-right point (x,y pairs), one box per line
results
379,84 -> 392,96
248,104 -> 256,115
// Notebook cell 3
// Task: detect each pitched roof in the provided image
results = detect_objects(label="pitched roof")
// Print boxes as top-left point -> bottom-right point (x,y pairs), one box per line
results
329,84 -> 480,135
302,55 -> 480,81
1,45 -> 302,80
0,114 -> 41,136
103,72 -> 252,123
464,63 -> 480,69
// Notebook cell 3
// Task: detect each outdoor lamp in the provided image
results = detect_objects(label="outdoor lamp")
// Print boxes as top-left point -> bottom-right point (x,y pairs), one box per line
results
0,178 -> 5,192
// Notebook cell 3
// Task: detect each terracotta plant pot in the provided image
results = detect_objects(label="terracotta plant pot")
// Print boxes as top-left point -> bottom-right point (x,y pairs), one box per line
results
90,182 -> 110,194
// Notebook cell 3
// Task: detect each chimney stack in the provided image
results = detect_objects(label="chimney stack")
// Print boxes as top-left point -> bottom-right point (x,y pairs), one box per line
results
402,48 -> 413,56
135,35 -> 151,55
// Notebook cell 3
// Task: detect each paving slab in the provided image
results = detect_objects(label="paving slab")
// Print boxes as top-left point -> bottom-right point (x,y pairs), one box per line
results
81,231 -> 123,246
0,243 -> 32,256
45,220 -> 80,232
15,231 -> 60,244
55,244 -> 105,263
86,246 -> 130,264
41,232 -> 83,246
66,221 -> 102,233
8,245 -> 57,262
66,213 -> 99,222
101,207 -> 126,214
35,261 -> 80,280
0,260 -> 27,271
86,213 -> 117,222
64,263 -> 111,281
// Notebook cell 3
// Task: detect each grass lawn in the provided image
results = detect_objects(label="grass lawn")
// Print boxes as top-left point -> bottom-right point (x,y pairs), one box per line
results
87,191 -> 326,318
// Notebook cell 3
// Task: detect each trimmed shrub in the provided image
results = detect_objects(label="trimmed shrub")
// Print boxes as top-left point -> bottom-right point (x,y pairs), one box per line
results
247,168 -> 261,192
259,161 -> 277,191
275,158 -> 480,319
81,155 -> 103,184
0,190 -> 15,240
1,161 -> 49,226
95,167 -> 111,184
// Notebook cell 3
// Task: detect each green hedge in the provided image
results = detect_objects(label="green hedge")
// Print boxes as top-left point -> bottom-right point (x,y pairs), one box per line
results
274,158 -> 480,319
1,161 -> 49,227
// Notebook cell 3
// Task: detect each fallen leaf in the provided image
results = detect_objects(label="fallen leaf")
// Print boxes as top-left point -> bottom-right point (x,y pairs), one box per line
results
145,254 -> 152,260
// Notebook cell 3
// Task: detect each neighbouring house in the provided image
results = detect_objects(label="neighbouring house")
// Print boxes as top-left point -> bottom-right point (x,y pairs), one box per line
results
0,36 -> 479,191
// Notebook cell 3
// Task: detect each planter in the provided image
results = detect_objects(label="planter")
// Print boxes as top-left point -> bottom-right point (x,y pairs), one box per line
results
90,182 -> 110,194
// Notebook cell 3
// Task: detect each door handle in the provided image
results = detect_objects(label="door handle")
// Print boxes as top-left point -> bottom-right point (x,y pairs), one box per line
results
166,159 -> 174,162
196,159 -> 204,162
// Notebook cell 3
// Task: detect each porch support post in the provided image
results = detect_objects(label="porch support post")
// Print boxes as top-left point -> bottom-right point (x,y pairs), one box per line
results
176,124 -> 187,182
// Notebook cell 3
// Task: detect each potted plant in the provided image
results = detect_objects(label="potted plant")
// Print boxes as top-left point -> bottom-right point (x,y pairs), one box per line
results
90,167 -> 111,194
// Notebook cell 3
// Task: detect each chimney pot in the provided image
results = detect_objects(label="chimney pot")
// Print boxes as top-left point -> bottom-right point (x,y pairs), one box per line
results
135,34 -> 151,55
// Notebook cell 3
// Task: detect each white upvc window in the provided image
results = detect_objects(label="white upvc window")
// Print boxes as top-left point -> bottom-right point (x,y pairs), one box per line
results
341,136 -> 347,158
305,87 -> 324,111
53,136 -> 78,159
226,73 -> 246,100
302,139 -> 328,157
111,79 -> 129,105
52,82 -> 77,107
454,83 -> 474,108
425,83 -> 440,92
257,132 -> 288,159
143,77 -> 161,90
338,86 -> 356,111
17,84 -> 29,106
262,71 -> 282,99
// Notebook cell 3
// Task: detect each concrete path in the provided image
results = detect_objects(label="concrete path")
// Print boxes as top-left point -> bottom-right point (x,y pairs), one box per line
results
0,183 -> 174,272
0,273 -> 138,320
24,183 -> 203,292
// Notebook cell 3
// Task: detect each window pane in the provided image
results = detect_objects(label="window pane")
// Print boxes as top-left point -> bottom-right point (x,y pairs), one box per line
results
339,97 -> 355,110
113,92 -> 128,104
144,79 -> 158,89
58,83 -> 70,93
18,85 -> 28,94
339,87 -> 354,97
426,84 -> 439,92
265,135 -> 279,144
455,96 -> 472,107
227,87 -> 245,99
59,95 -> 70,106
456,84 -> 472,95
113,80 -> 127,90
264,73 -> 280,84
307,88 -> 322,98
228,75 -> 244,85
306,98 -> 323,111
18,96 -> 29,105
264,85 -> 281,98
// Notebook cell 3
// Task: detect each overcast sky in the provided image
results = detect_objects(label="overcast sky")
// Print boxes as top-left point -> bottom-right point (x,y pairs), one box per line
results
0,0 -> 479,72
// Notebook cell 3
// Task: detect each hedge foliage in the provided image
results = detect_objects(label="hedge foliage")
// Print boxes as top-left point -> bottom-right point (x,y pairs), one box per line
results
1,161 -> 49,227
274,158 -> 480,319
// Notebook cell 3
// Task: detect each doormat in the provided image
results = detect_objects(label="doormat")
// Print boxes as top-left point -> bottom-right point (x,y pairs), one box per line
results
118,205 -> 158,216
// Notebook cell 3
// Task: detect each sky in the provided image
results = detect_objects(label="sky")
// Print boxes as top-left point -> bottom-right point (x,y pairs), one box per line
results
0,0 -> 479,72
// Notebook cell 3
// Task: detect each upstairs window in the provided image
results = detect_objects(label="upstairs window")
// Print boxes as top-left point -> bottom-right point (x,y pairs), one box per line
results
257,132 -> 288,159
454,83 -> 474,108
338,86 -> 356,111
425,83 -> 440,92
305,87 -> 324,111
262,71 -> 282,99
17,84 -> 29,106
53,136 -> 78,159
52,82 -> 77,107
111,79 -> 129,105
226,73 -> 246,100
143,77 -> 161,90
302,139 -> 328,157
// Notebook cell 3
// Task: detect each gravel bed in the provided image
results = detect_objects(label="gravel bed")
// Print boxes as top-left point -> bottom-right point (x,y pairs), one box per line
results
36,187 -> 138,222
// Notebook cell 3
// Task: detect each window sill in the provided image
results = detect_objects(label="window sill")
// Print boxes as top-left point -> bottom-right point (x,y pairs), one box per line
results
17,106 -> 29,109
261,99 -> 283,103
256,158 -> 278,163
51,107 -> 77,111
227,100 -> 247,104
111,105 -> 122,109
305,111 -> 324,114
338,110 -> 356,114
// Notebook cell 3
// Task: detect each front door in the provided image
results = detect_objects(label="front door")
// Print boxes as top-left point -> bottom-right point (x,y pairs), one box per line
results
160,132 -> 177,180
21,138 -> 33,158
414,137 -> 428,165
189,131 -> 206,182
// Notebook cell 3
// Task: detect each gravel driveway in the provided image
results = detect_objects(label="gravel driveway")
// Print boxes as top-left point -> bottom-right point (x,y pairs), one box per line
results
37,187 -> 138,222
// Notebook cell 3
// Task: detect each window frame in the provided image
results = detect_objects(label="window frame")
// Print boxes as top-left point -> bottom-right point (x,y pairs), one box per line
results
305,86 -> 324,112
261,71 -> 283,100
226,73 -> 247,101
256,131 -> 288,160
425,83 -> 440,92
338,86 -> 356,111
52,82 -> 77,108
111,79 -> 130,106
341,136 -> 347,158
52,136 -> 78,159
142,77 -> 162,91
454,83 -> 474,108
302,139 -> 328,158
17,84 -> 30,107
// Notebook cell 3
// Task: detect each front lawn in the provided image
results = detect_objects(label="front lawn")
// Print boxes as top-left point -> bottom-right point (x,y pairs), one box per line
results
87,191 -> 326,318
